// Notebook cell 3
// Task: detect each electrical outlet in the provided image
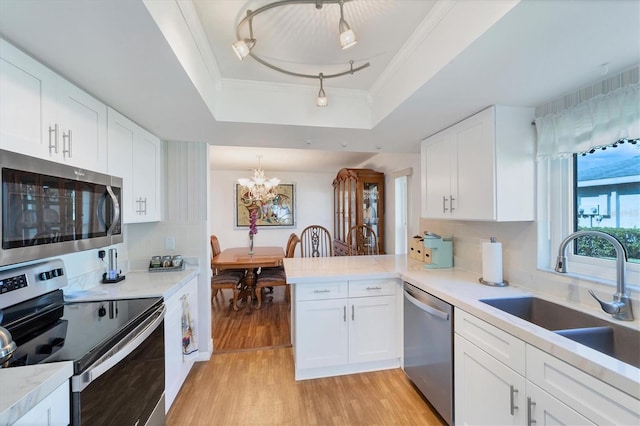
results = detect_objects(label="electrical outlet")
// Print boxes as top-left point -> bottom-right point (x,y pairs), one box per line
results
165,236 -> 176,251
98,250 -> 106,259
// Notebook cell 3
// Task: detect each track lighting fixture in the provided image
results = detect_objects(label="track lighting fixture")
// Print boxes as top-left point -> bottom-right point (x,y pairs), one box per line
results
338,0 -> 357,49
232,0 -> 369,107
317,73 -> 328,107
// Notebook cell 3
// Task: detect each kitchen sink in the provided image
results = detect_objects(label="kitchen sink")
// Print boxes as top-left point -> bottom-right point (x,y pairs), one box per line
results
480,296 -> 640,368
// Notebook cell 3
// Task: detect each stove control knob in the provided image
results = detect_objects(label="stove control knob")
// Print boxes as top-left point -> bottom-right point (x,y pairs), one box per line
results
39,271 -> 51,281
56,268 -> 64,276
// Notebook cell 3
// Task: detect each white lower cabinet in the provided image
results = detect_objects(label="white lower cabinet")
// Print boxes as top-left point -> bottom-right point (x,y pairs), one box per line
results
13,381 -> 70,426
164,277 -> 199,413
294,279 -> 398,380
455,333 -> 526,425
455,309 -> 638,425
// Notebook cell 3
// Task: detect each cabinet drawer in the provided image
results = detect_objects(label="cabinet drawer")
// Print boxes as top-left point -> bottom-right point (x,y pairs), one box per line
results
348,279 -> 396,297
455,309 -> 525,374
296,281 -> 348,301
526,345 -> 640,425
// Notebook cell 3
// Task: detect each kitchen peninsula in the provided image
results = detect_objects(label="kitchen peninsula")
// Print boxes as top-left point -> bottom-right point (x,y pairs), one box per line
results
284,255 -> 640,425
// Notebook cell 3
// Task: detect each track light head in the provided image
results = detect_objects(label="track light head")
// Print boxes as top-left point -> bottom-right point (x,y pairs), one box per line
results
317,73 -> 328,107
232,38 -> 256,60
338,0 -> 357,49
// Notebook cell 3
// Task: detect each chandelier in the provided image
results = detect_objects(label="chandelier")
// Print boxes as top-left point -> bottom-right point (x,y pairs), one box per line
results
232,0 -> 370,107
238,156 -> 281,203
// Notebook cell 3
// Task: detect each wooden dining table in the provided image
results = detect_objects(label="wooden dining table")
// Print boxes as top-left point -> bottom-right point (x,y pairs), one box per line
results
211,246 -> 285,313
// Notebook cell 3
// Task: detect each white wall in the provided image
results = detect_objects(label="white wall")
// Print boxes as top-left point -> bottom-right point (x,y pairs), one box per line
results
209,169 -> 335,250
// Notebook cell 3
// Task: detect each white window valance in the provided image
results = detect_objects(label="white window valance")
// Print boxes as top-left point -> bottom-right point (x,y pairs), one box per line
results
535,83 -> 640,159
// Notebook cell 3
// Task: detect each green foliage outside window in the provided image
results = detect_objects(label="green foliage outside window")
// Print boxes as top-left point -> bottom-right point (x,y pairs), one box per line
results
576,226 -> 640,264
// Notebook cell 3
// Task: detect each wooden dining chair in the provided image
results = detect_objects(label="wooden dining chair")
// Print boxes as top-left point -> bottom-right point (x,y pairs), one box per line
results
255,233 -> 299,309
300,225 -> 333,257
346,224 -> 380,256
210,235 -> 245,311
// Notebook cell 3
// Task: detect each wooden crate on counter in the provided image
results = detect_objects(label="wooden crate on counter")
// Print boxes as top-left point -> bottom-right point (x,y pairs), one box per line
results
409,236 -> 424,262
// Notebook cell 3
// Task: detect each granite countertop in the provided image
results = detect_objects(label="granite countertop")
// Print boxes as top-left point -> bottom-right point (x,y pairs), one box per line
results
0,267 -> 199,423
284,255 -> 640,399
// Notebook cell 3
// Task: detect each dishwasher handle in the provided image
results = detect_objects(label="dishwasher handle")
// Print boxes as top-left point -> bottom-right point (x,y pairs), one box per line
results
404,289 -> 450,321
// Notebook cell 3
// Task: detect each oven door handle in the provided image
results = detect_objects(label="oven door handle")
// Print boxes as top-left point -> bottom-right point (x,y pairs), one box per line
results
71,304 -> 165,392
404,289 -> 449,321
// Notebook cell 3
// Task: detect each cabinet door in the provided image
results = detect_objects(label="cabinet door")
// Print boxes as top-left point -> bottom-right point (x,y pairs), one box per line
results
131,129 -> 161,222
0,39 -> 56,159
107,107 -> 161,223
455,107 -> 494,220
56,77 -> 107,172
12,381 -> 70,426
526,382 -> 595,426
296,299 -> 348,369
164,277 -> 199,412
107,108 -> 135,221
422,132 -> 455,218
455,334 -> 526,425
349,295 -> 396,363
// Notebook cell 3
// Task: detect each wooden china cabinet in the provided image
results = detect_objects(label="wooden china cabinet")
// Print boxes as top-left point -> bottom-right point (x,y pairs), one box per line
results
332,168 -> 384,256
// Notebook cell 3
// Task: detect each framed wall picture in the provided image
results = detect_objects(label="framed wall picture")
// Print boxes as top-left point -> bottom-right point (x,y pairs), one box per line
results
235,183 -> 296,228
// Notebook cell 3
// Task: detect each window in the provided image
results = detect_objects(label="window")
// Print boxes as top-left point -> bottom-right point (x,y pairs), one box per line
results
574,140 -> 640,264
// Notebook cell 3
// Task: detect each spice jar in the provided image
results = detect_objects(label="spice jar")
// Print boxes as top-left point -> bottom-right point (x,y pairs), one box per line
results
172,255 -> 183,268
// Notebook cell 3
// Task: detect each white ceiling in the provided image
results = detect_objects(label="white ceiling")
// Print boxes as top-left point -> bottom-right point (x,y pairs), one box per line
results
0,0 -> 638,172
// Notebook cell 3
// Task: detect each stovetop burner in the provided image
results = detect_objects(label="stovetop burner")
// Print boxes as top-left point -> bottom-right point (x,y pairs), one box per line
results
0,260 -> 162,374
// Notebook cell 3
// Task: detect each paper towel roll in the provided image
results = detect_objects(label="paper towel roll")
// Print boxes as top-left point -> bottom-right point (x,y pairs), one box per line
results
482,241 -> 503,284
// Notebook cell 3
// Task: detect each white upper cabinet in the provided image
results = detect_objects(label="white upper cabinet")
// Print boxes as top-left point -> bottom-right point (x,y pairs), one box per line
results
421,105 -> 535,221
0,38 -> 107,173
107,107 -> 161,223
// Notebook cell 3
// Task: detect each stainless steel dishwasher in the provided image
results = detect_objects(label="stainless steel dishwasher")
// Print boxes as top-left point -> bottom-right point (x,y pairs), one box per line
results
403,282 -> 453,425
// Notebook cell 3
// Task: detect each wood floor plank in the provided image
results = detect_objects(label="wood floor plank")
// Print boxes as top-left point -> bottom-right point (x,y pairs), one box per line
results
170,284 -> 446,425
167,347 -> 446,426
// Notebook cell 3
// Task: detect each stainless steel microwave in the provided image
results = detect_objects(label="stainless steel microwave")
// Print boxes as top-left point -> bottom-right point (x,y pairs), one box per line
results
0,149 -> 122,266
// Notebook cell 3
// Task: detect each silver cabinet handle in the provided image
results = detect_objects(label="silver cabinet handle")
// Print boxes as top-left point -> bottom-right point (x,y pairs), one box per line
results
443,195 -> 448,213
62,129 -> 72,158
351,304 -> 354,321
142,197 -> 147,215
510,385 -> 518,415
450,195 -> 455,212
48,124 -> 59,154
343,306 -> 346,322
313,289 -> 331,293
366,286 -> 382,291
527,397 -> 536,425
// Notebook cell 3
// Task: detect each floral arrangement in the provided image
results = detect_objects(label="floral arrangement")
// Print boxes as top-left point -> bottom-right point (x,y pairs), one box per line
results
249,208 -> 258,236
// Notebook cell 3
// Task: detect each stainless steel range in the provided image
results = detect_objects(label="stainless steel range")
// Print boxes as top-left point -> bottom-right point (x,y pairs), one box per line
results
0,259 -> 166,426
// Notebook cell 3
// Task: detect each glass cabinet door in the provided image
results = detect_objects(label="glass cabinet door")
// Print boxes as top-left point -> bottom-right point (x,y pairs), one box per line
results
363,181 -> 380,238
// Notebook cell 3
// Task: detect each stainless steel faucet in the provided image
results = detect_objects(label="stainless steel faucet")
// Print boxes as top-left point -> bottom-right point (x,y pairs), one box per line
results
555,230 -> 634,321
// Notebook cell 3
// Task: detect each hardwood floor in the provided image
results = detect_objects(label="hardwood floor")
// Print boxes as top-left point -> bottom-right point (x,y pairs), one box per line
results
212,286 -> 291,352
167,347 -> 446,425
168,284 -> 446,425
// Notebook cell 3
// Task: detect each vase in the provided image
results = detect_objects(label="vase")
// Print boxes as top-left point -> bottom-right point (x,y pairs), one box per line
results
249,233 -> 254,255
